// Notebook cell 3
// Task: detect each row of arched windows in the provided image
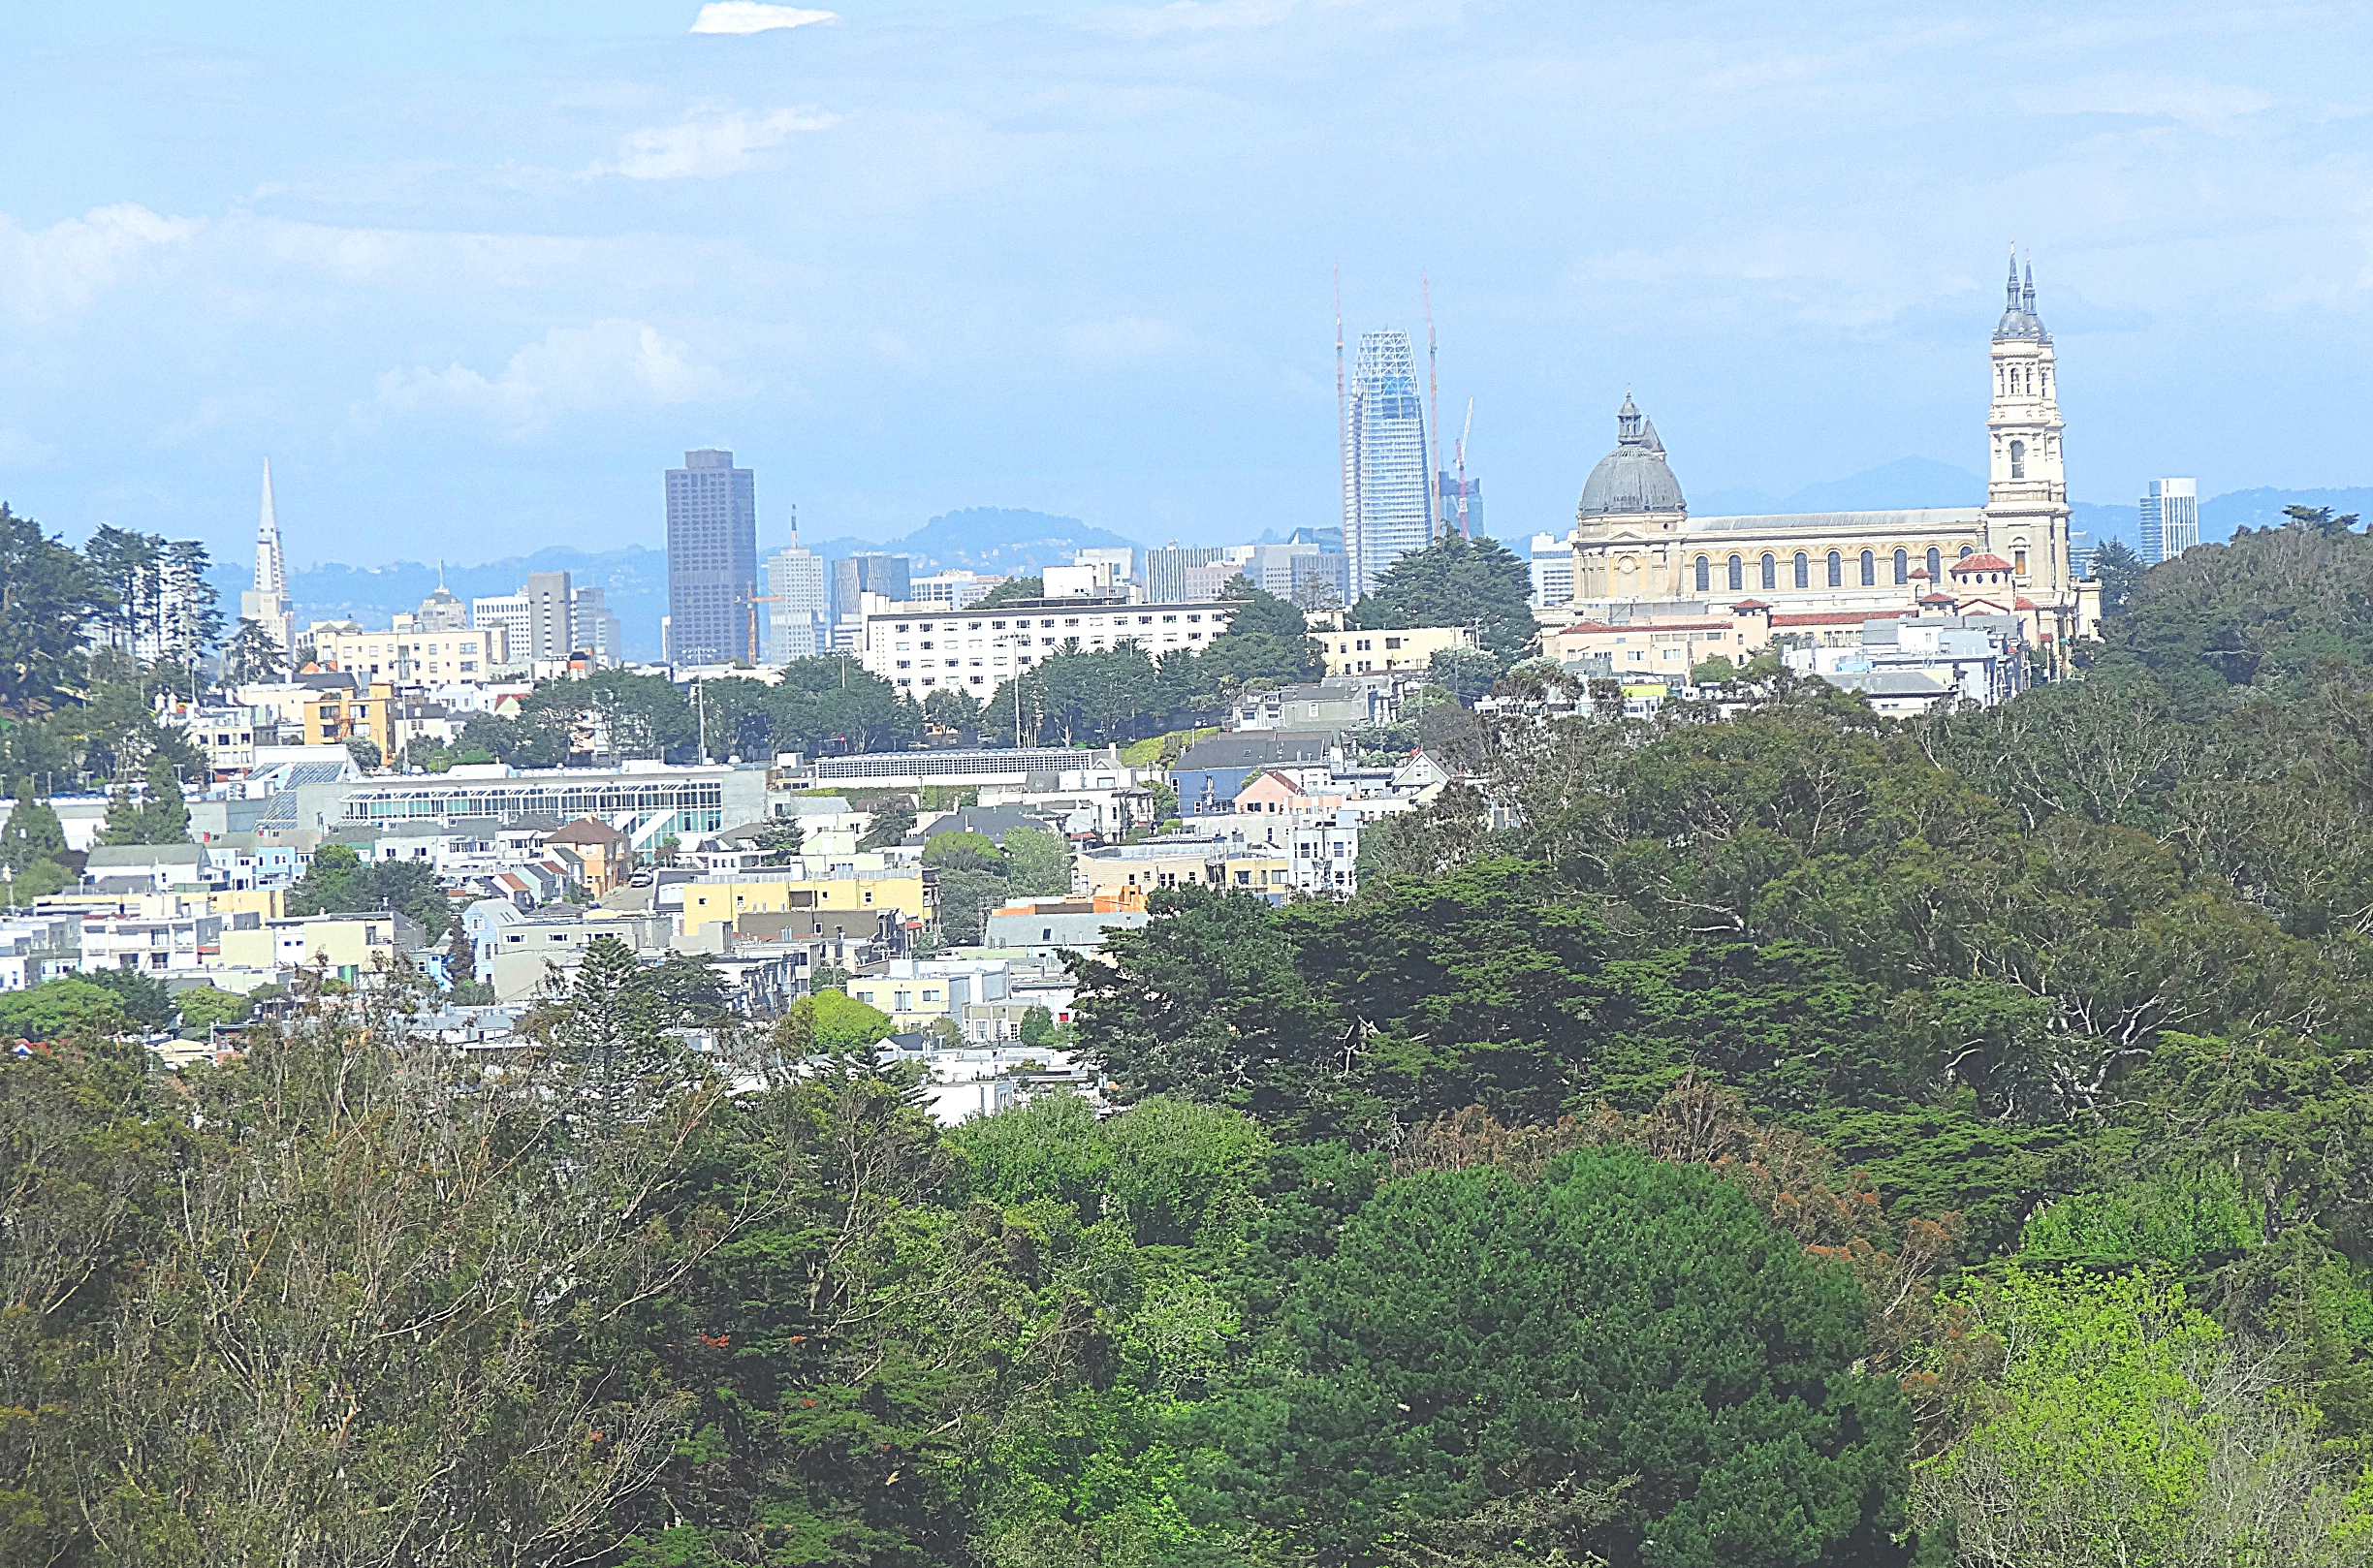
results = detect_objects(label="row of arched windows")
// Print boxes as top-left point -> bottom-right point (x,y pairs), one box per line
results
1690,546 -> 1958,595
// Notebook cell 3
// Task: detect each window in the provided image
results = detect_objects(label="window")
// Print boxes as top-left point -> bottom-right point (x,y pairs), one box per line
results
1759,553 -> 1777,590
1792,552 -> 1810,588
1826,549 -> 1843,587
1726,554 -> 1744,592
1859,549 -> 1876,586
1926,547 -> 1944,580
1893,548 -> 1909,584
2014,548 -> 2029,574
2009,439 -> 2026,479
1693,555 -> 1711,592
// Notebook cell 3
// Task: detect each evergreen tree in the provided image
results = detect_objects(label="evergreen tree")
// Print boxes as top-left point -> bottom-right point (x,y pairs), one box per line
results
96,781 -> 144,847
0,778 -> 67,871
138,753 -> 189,843
221,617 -> 288,685
1348,533 -> 1536,659
859,795 -> 916,849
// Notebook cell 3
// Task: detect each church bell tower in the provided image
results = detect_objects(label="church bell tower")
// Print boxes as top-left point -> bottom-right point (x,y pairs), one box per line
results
1982,250 -> 2072,598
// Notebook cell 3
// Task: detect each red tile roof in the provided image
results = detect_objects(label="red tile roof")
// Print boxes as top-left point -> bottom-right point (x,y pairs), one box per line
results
1951,552 -> 2014,573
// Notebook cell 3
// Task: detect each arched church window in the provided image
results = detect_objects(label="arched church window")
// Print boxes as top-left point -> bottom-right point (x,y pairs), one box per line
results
1959,545 -> 1975,557
1926,548 -> 1944,580
2014,548 -> 2028,574
1694,556 -> 1710,593
1827,550 -> 1843,587
2009,439 -> 2026,479
1792,552 -> 1810,588
1860,549 -> 1876,586
1726,555 -> 1744,592
1759,553 -> 1777,590
1893,549 -> 1909,584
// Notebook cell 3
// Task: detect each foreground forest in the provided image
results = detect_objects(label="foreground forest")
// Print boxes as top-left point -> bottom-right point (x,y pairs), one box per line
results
8,514 -> 2373,1566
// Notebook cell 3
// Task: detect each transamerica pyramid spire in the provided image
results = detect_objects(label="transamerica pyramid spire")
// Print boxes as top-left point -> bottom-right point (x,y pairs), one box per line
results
255,458 -> 287,597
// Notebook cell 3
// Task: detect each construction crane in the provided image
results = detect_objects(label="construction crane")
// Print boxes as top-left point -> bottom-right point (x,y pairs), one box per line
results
1453,399 -> 1474,540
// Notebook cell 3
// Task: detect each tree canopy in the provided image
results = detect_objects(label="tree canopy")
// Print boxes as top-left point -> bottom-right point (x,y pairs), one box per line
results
1348,534 -> 1537,660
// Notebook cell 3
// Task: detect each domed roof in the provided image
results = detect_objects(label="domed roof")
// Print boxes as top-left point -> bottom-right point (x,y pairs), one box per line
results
1577,392 -> 1687,518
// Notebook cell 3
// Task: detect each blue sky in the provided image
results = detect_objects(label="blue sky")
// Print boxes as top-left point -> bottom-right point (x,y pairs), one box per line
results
2,0 -> 2369,568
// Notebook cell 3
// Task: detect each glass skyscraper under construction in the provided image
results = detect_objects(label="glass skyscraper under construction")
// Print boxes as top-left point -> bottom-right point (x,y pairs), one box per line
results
1345,331 -> 1431,599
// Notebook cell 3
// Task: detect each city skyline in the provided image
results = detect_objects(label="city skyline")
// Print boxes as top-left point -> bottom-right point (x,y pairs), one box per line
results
7,3 -> 2373,569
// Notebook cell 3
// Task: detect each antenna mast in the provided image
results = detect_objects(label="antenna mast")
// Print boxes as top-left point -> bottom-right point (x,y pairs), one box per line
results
1424,272 -> 1442,540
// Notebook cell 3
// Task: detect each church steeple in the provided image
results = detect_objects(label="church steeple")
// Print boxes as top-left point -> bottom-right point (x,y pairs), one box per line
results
1984,251 -> 2070,600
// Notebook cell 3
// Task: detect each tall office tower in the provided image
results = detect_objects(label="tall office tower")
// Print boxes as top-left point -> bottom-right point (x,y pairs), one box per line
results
2136,478 -> 2199,566
1528,531 -> 1575,608
665,449 -> 759,665
1145,545 -> 1226,605
1073,547 -> 1136,586
238,458 -> 298,658
763,526 -> 831,664
1435,471 -> 1484,539
831,554 -> 910,629
523,571 -> 576,661
572,585 -> 623,666
1344,331 -> 1431,598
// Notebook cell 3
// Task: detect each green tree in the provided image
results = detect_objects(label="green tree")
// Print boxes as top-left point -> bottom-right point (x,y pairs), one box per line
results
2088,538 -> 2143,618
0,780 -> 66,872
220,616 -> 288,685
1003,825 -> 1073,896
83,966 -> 176,1030
1426,645 -> 1506,705
1194,1149 -> 1914,1567
860,795 -> 917,849
757,816 -> 806,865
0,976 -> 134,1039
345,737 -> 382,771
139,752 -> 190,843
173,985 -> 252,1033
923,686 -> 983,732
976,575 -> 1045,609
0,504 -> 109,718
786,987 -> 894,1052
1017,1004 -> 1056,1050
1348,534 -> 1536,660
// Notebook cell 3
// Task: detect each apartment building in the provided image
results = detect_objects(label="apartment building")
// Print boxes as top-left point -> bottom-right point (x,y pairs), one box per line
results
1317,625 -> 1474,676
857,596 -> 1241,695
305,622 -> 509,683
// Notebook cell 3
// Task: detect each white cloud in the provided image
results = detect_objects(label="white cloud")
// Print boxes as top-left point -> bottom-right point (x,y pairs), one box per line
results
0,203 -> 203,323
593,104 -> 839,180
689,3 -> 837,35
1061,316 -> 1186,361
372,320 -> 746,436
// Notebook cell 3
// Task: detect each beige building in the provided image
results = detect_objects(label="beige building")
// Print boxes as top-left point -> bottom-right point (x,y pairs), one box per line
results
1561,256 -> 2098,659
216,913 -> 405,983
1316,625 -> 1474,676
1076,839 -> 1293,898
1546,601 -> 1905,675
304,622 -> 509,683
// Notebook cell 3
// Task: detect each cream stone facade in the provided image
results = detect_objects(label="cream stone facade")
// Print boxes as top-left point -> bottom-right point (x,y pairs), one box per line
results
1564,255 -> 2100,659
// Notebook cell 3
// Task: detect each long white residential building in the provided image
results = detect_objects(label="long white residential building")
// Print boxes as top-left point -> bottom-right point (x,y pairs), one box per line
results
857,595 -> 1242,696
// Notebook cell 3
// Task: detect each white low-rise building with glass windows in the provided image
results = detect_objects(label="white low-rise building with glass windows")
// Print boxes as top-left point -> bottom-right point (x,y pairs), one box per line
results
857,595 -> 1241,695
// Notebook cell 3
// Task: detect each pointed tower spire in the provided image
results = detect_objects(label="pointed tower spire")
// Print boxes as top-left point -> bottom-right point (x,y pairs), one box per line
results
254,458 -> 285,597
2007,245 -> 2021,307
2022,254 -> 2036,314
1617,386 -> 1643,443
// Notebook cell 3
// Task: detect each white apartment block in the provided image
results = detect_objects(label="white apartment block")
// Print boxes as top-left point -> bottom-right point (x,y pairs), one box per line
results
859,598 -> 1241,695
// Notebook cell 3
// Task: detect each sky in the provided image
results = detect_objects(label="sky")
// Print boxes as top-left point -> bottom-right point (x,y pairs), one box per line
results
3,0 -> 2370,571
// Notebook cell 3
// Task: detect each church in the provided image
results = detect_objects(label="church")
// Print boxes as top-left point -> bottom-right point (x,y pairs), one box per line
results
1562,255 -> 2102,657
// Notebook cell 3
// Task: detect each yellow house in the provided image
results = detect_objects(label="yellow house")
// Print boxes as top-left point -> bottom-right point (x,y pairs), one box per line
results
1319,625 -> 1474,676
681,863 -> 934,935
303,682 -> 397,751
206,887 -> 288,923
215,913 -> 403,983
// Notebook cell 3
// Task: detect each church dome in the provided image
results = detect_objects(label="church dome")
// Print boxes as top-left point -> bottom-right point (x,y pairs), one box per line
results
1577,392 -> 1687,518
1993,253 -> 2050,343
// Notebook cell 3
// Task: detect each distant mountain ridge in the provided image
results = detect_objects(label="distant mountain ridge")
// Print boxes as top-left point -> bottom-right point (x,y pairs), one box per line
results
202,507 -> 1137,661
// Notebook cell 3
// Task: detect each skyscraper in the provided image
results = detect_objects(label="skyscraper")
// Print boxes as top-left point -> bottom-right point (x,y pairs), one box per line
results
572,586 -> 622,666
523,571 -> 575,661
238,458 -> 297,658
763,526 -> 830,665
1344,331 -> 1431,598
1436,470 -> 1483,539
831,554 -> 910,628
665,449 -> 759,666
1146,546 -> 1226,605
2136,478 -> 2199,566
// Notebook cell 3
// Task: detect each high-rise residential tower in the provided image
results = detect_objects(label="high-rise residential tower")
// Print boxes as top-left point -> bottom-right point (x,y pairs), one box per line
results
238,458 -> 297,658
763,524 -> 831,665
665,449 -> 759,665
831,554 -> 910,629
2136,478 -> 2199,566
1344,331 -> 1431,599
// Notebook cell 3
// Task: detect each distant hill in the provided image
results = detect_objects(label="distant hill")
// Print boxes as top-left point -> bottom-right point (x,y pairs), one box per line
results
1692,457 -> 1984,517
201,507 -> 1140,661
